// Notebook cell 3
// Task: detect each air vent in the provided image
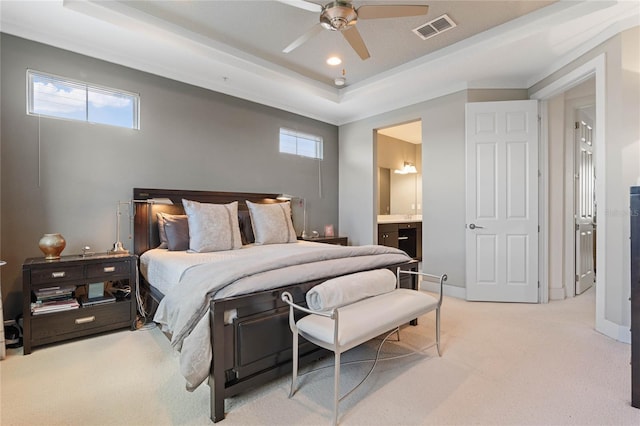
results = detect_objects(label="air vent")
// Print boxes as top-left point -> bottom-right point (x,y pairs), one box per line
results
413,14 -> 456,40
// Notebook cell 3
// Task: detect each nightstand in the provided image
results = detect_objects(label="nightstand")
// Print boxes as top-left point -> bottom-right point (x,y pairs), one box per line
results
22,253 -> 137,354
299,236 -> 348,246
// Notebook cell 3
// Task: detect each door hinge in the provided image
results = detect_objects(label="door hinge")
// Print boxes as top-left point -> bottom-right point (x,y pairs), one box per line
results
575,274 -> 579,283
538,281 -> 540,288
538,225 -> 540,232
575,121 -> 580,129
575,223 -> 579,231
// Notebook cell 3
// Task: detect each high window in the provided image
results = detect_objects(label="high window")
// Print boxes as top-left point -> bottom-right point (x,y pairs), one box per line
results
27,70 -> 140,129
279,128 -> 323,159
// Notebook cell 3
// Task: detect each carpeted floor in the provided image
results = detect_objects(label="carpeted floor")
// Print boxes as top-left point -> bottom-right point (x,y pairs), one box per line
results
1,286 -> 638,425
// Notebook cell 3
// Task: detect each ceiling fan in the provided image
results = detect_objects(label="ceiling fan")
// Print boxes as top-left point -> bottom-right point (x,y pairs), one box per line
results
280,0 -> 429,60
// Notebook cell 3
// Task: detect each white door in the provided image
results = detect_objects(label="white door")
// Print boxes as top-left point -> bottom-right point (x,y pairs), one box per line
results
575,110 -> 595,295
465,100 -> 539,302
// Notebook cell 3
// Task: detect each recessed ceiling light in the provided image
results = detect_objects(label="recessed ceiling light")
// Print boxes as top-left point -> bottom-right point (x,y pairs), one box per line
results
326,56 -> 342,66
334,77 -> 346,86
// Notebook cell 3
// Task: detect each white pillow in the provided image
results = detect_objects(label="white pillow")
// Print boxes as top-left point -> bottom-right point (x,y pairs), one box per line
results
246,200 -> 298,245
182,199 -> 242,252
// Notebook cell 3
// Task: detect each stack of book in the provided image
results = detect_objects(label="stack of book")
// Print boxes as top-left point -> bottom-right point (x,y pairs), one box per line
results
31,285 -> 79,315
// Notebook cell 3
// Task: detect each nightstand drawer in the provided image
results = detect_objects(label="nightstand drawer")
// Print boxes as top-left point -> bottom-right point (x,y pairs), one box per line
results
86,260 -> 131,278
30,266 -> 84,285
30,302 -> 132,340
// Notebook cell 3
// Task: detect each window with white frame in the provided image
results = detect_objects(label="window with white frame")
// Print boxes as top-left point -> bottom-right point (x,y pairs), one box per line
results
279,128 -> 323,159
27,70 -> 140,130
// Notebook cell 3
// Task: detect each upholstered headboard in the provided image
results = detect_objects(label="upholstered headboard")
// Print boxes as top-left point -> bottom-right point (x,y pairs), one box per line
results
132,188 -> 281,256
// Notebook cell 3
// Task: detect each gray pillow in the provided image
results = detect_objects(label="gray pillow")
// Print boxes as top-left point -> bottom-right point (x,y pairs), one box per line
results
157,213 -> 188,249
163,214 -> 190,251
238,210 -> 255,245
246,200 -> 297,245
182,199 -> 242,252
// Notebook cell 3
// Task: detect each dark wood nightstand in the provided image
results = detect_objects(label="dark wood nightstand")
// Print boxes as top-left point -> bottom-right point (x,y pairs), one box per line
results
22,253 -> 137,354
299,236 -> 348,246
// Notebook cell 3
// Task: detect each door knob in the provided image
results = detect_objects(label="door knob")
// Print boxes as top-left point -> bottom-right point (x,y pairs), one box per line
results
468,223 -> 484,229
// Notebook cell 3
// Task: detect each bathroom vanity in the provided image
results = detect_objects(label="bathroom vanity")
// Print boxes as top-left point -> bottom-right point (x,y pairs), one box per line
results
377,216 -> 422,260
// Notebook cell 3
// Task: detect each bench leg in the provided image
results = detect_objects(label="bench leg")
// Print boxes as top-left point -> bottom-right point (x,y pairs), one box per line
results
436,307 -> 441,357
333,350 -> 340,426
290,331 -> 299,398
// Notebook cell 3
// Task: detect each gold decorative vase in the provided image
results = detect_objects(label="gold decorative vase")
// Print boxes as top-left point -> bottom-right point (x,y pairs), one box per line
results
38,233 -> 66,260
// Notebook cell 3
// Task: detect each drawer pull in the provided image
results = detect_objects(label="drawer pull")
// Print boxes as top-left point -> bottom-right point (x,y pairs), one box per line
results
51,271 -> 66,278
398,236 -> 409,240
75,316 -> 96,324
103,266 -> 116,273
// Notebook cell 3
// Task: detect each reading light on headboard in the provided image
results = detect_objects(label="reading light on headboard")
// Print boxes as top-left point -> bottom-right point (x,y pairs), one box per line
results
277,194 -> 307,238
136,198 -> 174,205
110,198 -> 174,255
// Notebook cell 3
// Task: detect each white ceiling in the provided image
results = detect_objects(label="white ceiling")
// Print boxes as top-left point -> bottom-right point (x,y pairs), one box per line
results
1,1 -> 638,125
378,120 -> 422,144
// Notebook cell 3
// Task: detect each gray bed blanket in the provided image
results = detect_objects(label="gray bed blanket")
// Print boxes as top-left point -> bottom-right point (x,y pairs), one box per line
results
153,243 -> 411,390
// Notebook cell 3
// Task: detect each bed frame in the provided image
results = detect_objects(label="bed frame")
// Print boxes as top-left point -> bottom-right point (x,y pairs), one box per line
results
132,188 -> 419,422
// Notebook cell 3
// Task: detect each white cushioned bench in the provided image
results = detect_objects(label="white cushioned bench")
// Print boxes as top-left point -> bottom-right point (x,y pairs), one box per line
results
281,268 -> 446,425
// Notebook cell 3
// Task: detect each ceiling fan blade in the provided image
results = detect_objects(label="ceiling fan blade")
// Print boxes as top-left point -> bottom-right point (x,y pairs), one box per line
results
342,26 -> 370,60
276,0 -> 322,13
357,5 -> 429,19
283,23 -> 324,53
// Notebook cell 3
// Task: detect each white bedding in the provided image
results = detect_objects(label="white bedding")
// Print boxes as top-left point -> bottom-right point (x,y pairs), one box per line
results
146,241 -> 412,390
140,241 -> 346,296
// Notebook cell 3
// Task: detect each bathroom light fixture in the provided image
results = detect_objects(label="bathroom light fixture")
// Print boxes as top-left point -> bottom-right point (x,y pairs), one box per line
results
334,77 -> 345,86
326,56 -> 342,66
394,162 -> 418,174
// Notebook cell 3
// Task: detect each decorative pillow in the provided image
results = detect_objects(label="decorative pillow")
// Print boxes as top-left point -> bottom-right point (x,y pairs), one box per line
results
246,200 -> 297,245
163,214 -> 190,251
182,199 -> 242,252
157,213 -> 188,249
238,210 -> 255,245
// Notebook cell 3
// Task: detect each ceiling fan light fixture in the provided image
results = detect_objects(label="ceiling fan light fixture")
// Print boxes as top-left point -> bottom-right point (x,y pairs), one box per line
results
320,1 -> 358,31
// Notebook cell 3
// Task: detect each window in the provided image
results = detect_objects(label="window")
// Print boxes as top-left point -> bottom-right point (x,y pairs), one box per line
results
279,128 -> 323,159
27,70 -> 140,129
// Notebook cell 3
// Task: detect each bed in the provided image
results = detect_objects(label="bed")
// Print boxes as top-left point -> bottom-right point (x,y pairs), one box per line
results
132,188 -> 419,422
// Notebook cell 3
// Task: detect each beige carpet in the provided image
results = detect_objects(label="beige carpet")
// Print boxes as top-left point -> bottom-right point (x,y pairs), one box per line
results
1,287 -> 638,425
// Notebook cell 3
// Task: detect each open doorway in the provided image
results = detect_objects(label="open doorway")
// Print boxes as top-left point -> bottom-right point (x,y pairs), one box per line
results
375,120 -> 423,260
547,77 -> 596,301
376,120 -> 422,218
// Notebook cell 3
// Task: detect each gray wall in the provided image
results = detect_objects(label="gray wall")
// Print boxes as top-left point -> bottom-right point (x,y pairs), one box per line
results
0,34 -> 339,318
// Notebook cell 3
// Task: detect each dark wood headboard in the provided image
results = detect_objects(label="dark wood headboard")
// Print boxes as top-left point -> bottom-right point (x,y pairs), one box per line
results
132,188 -> 281,256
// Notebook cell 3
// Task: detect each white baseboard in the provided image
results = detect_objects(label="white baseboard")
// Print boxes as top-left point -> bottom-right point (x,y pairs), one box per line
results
421,281 -> 466,299
596,316 -> 631,344
549,287 -> 566,300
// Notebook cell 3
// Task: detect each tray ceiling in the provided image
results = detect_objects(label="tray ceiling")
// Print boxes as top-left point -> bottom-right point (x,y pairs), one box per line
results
1,1 -> 638,124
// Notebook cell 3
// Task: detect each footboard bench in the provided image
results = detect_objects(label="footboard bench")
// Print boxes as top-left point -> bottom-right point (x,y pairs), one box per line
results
281,269 -> 446,425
